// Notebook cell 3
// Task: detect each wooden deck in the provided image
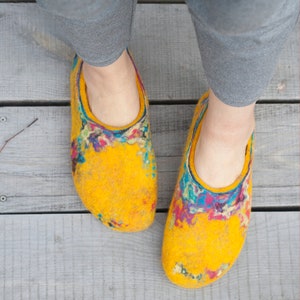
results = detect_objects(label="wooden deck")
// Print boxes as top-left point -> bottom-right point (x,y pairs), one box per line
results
0,3 -> 299,299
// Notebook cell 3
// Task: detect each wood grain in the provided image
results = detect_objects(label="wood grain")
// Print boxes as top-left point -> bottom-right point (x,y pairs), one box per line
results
0,104 -> 299,213
0,3 -> 299,102
0,212 -> 298,300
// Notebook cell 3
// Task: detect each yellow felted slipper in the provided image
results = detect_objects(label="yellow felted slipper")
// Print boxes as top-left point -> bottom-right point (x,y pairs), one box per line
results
70,53 -> 157,232
162,92 -> 254,288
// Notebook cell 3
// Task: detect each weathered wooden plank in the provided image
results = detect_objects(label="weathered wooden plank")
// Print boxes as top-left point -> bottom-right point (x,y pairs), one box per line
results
0,212 -> 298,300
0,3 -> 299,102
0,104 -> 299,213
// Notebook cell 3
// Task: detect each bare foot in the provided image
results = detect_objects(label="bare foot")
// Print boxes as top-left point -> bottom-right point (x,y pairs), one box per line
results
194,89 -> 255,188
82,50 -> 140,127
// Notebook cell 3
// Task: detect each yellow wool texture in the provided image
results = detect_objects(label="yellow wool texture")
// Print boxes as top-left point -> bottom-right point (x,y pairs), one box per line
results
70,55 -> 157,232
162,93 -> 254,288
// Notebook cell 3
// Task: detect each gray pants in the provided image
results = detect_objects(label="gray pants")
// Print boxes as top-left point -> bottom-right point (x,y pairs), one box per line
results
37,0 -> 299,106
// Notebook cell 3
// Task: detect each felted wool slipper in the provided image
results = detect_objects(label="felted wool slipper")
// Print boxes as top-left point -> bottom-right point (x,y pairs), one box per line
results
70,53 -> 157,232
162,92 -> 254,288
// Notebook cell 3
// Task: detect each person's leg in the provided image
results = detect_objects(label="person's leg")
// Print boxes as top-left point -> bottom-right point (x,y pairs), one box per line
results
37,0 -> 157,232
37,0 -> 139,126
186,0 -> 299,187
162,0 -> 299,288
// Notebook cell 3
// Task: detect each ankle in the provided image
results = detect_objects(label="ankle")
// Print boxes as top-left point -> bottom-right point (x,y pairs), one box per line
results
82,50 -> 136,98
81,50 -> 140,127
203,89 -> 255,147
193,91 -> 255,188
201,117 -> 254,149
